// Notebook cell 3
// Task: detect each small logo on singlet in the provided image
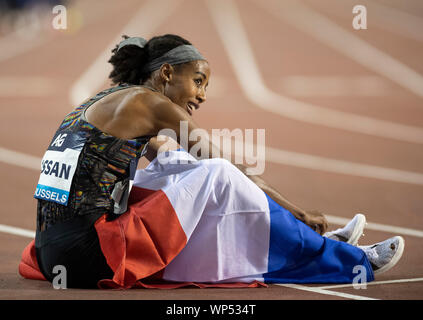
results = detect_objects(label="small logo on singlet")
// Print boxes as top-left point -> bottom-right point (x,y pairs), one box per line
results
34,131 -> 86,206
51,133 -> 67,148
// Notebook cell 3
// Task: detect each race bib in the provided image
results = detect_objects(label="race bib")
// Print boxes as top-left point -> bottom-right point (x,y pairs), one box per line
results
34,131 -> 86,205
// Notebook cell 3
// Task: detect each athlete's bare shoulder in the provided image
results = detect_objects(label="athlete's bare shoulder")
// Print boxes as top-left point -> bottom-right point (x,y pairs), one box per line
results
123,86 -> 174,123
84,86 -> 166,139
86,85 -> 193,139
129,86 -> 192,128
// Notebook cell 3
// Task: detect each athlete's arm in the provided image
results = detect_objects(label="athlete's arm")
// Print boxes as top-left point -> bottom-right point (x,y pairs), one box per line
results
141,93 -> 328,234
243,171 -> 328,235
145,94 -> 222,159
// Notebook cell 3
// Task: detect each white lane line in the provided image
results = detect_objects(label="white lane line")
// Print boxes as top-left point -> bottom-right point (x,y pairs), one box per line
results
10,132 -> 423,188
334,0 -> 423,43
325,215 -> 423,238
254,0 -> 423,98
263,145 -> 423,186
9,136 -> 423,188
369,1 -> 423,42
279,75 -> 390,97
0,35 -> 50,63
0,15 -> 52,63
236,138 -> 423,186
69,0 -> 184,106
275,283 -> 378,300
0,224 -> 35,239
0,147 -> 41,171
316,277 -> 423,290
2,214 -> 422,240
2,145 -> 423,239
205,0 -> 423,145
0,76 -> 58,97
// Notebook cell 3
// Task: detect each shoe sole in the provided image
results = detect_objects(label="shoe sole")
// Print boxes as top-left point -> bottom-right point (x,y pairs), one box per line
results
347,213 -> 366,246
373,236 -> 405,275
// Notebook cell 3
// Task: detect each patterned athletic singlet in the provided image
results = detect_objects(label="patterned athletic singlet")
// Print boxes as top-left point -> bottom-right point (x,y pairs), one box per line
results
35,84 -> 152,232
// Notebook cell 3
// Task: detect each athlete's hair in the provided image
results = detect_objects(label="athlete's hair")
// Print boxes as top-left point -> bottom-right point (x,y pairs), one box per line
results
108,34 -> 192,85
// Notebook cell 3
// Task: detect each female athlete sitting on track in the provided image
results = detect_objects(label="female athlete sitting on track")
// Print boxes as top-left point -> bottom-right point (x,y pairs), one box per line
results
20,34 -> 404,289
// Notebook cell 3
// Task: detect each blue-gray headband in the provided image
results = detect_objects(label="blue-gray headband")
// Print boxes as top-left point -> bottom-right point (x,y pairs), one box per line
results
117,37 -> 206,74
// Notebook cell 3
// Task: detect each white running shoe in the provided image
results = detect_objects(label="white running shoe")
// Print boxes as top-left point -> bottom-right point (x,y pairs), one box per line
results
324,213 -> 366,245
359,236 -> 405,275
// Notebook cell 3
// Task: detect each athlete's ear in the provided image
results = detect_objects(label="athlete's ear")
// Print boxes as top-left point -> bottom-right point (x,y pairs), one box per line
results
159,63 -> 174,83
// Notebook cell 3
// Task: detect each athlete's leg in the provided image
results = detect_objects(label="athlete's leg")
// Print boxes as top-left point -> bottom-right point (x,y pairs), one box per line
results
135,152 -> 374,283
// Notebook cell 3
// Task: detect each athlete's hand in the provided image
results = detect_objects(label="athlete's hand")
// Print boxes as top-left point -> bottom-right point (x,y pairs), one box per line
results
304,210 -> 328,235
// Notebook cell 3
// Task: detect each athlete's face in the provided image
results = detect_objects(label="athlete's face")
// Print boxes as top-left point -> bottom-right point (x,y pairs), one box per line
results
162,60 -> 210,117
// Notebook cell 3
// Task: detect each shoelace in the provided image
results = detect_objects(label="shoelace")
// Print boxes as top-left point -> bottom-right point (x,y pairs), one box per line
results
364,247 -> 379,262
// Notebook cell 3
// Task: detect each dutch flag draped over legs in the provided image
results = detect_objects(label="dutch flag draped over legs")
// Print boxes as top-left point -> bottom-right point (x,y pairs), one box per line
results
95,150 -> 374,288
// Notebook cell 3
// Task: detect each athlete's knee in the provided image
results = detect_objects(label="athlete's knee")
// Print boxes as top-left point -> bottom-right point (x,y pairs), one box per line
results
203,158 -> 267,210
202,158 -> 256,194
203,157 -> 240,176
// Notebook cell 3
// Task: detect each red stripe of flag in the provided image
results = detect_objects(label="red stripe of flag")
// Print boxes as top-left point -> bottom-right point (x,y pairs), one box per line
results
95,186 -> 187,288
